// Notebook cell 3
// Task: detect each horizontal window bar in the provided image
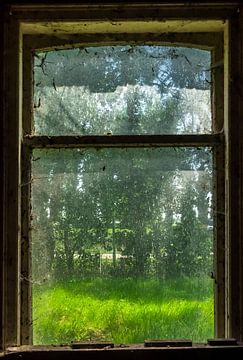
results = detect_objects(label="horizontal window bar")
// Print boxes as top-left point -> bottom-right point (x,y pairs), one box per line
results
23,134 -> 223,148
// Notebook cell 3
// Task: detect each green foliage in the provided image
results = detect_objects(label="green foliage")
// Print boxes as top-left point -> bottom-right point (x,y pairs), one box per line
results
31,147 -> 213,282
33,277 -> 214,345
32,46 -> 213,283
34,46 -> 210,136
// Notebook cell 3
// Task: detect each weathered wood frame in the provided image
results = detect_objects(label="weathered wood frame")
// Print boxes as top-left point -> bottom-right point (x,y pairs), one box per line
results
1,2 -> 243,352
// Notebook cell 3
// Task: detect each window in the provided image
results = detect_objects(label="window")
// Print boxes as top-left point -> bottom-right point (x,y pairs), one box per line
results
22,27 -> 224,346
2,3 -> 243,353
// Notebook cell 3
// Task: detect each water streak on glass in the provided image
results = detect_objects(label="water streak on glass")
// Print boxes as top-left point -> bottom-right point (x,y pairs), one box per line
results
33,46 -> 211,135
31,147 -> 214,344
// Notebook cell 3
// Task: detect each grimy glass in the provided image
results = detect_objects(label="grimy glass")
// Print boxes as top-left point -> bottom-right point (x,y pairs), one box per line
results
31,45 -> 214,345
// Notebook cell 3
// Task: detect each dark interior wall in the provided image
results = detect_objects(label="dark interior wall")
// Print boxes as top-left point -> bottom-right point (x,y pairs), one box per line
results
0,1 -> 5,353
0,0 -> 239,3
1,0 -> 243,358
0,0 -> 242,7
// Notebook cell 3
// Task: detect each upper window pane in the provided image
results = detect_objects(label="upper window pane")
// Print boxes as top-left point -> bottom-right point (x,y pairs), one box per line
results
33,46 -> 211,135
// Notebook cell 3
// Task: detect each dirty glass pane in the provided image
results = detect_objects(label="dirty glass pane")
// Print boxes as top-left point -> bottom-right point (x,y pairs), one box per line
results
31,147 -> 214,345
33,46 -> 211,135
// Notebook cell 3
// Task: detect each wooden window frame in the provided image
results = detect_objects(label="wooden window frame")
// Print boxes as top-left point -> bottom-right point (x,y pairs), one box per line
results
1,2 -> 243,355
22,26 -> 225,345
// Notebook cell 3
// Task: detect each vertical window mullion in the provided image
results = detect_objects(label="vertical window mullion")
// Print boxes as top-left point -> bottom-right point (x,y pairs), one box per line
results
21,44 -> 33,345
211,37 -> 225,338
20,145 -> 32,345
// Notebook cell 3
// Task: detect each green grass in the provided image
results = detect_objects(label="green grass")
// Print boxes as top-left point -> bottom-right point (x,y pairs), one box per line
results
33,277 -> 214,345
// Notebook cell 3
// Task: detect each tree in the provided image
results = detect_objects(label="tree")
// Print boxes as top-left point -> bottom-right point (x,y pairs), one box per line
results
31,44 -> 213,282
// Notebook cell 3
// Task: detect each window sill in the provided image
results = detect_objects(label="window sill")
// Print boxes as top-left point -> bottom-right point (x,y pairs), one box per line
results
3,343 -> 243,360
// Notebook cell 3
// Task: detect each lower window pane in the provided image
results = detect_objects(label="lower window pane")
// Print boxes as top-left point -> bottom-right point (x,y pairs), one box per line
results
31,147 -> 214,345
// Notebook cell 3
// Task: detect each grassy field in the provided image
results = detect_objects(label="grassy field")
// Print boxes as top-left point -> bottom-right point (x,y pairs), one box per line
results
33,277 -> 214,345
